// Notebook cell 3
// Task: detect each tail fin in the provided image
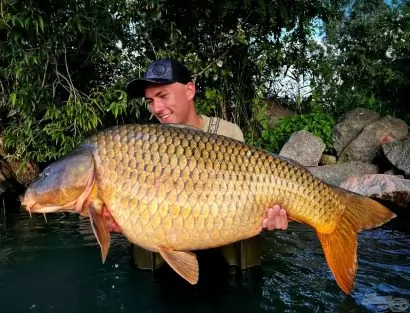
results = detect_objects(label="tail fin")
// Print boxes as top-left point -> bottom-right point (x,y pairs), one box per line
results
317,192 -> 396,294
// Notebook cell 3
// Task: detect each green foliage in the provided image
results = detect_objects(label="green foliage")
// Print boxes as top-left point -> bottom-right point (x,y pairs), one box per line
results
0,0 -> 408,167
259,111 -> 336,154
312,0 -> 410,122
3,86 -> 130,162
0,0 -> 145,163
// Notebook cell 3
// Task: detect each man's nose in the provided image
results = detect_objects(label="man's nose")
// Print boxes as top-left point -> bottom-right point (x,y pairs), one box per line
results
150,100 -> 164,113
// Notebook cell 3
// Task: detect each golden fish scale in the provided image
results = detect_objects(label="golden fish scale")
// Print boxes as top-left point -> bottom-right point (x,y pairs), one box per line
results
86,124 -> 344,252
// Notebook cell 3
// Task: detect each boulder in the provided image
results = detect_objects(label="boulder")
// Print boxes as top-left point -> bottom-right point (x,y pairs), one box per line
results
382,138 -> 410,177
338,115 -> 408,163
383,168 -> 404,178
340,174 -> 410,209
332,108 -> 380,156
307,162 -> 379,186
279,131 -> 325,167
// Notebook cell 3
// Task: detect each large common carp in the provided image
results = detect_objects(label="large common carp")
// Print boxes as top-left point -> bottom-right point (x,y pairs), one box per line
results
22,124 -> 396,294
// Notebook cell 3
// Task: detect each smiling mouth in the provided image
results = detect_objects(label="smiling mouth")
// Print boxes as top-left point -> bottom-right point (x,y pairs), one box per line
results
159,114 -> 171,120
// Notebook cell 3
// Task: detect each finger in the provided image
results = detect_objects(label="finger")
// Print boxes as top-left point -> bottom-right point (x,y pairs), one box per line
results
267,208 -> 274,230
269,208 -> 277,230
262,217 -> 268,229
262,207 -> 271,229
279,208 -> 288,229
271,204 -> 281,213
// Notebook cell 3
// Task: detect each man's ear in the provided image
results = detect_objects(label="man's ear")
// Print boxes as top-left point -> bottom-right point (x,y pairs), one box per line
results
185,82 -> 196,100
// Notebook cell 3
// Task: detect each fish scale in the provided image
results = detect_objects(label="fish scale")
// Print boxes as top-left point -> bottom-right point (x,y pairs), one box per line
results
88,124 -> 340,251
22,123 -> 396,294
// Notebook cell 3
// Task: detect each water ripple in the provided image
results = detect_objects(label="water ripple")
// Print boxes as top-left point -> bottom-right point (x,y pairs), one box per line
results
0,210 -> 409,313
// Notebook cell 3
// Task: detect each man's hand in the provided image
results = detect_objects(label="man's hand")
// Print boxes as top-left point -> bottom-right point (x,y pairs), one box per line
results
262,205 -> 288,231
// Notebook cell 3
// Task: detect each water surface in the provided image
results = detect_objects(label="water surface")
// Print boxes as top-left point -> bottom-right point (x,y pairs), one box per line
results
0,207 -> 409,313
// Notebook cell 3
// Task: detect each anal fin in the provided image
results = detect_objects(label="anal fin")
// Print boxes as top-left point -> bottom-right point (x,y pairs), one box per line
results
158,247 -> 199,284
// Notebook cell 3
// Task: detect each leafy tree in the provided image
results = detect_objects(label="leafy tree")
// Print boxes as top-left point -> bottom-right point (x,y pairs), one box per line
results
1,0 -> 338,164
312,0 -> 410,121
0,0 -> 156,163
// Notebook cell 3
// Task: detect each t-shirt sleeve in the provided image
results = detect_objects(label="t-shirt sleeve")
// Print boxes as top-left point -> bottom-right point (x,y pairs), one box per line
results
217,120 -> 245,142
229,124 -> 245,142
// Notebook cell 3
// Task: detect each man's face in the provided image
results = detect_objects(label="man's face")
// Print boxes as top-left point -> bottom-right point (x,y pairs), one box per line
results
144,82 -> 195,124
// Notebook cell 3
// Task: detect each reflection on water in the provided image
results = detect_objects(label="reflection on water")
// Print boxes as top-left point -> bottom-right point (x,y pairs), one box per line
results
0,207 -> 409,313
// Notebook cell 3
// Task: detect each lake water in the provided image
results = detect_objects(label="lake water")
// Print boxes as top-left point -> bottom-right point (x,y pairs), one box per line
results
0,204 -> 409,313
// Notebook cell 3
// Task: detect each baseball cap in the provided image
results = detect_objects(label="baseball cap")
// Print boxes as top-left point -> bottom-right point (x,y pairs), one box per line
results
125,58 -> 193,98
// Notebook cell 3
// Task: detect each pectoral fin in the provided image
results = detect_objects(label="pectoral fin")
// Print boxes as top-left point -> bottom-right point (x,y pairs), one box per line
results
89,205 -> 110,263
158,247 -> 199,284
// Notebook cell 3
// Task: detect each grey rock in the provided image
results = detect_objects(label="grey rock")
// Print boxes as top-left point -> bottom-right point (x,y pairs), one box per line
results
339,115 -> 408,163
332,108 -> 380,156
279,131 -> 325,167
307,162 -> 379,186
382,138 -> 410,176
340,174 -> 410,209
383,168 -> 404,178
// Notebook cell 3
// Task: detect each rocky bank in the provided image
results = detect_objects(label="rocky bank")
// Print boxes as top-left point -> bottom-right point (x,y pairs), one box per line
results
279,107 -> 409,215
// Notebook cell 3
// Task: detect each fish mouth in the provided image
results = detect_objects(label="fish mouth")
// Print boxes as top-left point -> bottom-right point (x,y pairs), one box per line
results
22,198 -> 77,215
31,204 -> 71,213
20,197 -> 34,216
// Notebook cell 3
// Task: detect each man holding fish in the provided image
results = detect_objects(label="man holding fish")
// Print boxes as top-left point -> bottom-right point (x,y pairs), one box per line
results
21,57 -> 396,294
125,58 -> 289,273
21,54 -> 396,294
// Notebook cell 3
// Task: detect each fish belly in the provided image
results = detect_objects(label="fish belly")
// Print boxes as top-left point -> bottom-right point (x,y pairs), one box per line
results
104,185 -> 268,252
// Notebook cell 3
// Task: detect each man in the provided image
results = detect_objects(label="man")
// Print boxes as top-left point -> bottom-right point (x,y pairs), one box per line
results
125,58 -> 288,274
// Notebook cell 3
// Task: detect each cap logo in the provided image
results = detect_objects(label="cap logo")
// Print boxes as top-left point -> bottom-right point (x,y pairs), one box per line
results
152,63 -> 167,76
